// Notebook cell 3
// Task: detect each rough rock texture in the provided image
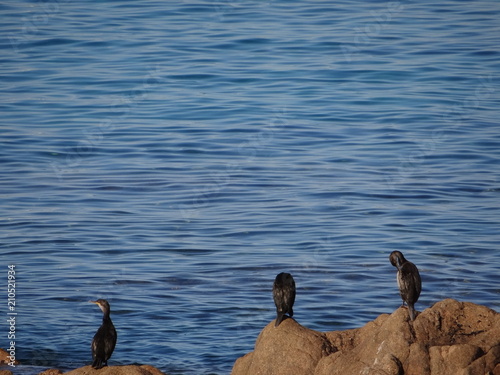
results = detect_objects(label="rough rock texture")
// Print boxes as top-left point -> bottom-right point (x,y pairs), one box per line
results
63,365 -> 167,375
233,317 -> 334,375
232,299 -> 500,375
0,370 -> 13,375
0,348 -> 18,365
38,369 -> 63,375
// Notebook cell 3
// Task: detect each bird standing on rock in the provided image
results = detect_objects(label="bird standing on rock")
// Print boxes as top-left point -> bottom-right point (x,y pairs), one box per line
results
90,299 -> 117,369
273,272 -> 296,327
389,251 -> 422,321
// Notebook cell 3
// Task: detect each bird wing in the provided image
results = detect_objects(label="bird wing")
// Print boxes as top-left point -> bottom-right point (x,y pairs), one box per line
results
103,324 -> 117,360
92,326 -> 105,359
286,278 -> 296,316
399,262 -> 421,304
273,284 -> 286,313
92,322 -> 117,361
273,275 -> 296,315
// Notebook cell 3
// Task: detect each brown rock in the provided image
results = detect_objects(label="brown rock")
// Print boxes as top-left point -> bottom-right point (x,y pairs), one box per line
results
462,345 -> 500,375
0,370 -> 13,375
429,344 -> 483,374
317,307 -> 410,375
0,348 -> 18,365
407,342 -> 431,375
39,370 -> 63,375
413,299 -> 500,348
63,365 -> 167,375
231,299 -> 500,375
232,317 -> 334,375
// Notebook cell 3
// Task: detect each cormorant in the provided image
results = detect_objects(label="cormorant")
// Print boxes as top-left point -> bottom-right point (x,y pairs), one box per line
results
90,299 -> 117,369
273,272 -> 296,327
389,251 -> 422,321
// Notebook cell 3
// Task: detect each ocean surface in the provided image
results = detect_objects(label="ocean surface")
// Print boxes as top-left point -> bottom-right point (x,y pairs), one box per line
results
1,1 -> 500,374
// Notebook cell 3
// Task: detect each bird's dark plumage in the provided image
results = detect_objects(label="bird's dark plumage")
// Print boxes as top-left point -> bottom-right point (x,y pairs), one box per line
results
389,251 -> 422,321
272,272 -> 296,327
90,299 -> 117,369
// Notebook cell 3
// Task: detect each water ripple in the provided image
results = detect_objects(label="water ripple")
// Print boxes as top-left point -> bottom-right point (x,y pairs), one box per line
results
1,1 -> 500,374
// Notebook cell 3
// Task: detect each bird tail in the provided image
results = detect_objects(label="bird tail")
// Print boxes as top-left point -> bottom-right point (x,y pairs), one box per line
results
275,313 -> 285,327
408,304 -> 417,321
92,358 -> 105,370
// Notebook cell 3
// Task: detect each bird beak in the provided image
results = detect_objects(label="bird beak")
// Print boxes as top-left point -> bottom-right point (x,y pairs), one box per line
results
89,300 -> 98,304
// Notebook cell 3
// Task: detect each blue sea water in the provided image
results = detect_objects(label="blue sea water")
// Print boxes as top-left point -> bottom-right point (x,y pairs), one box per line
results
1,0 -> 500,374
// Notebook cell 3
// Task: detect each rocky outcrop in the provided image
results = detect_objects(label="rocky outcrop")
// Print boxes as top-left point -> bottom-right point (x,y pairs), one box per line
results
62,365 -> 167,375
0,347 -> 15,375
232,299 -> 500,375
38,370 -> 63,375
233,317 -> 334,375
0,348 -> 17,366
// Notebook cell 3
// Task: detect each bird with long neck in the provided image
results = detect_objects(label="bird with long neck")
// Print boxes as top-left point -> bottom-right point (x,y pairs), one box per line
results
90,299 -> 117,369
389,251 -> 422,321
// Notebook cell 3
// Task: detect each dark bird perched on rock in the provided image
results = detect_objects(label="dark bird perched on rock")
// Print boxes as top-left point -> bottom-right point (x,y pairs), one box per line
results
389,251 -> 422,321
273,272 -> 296,327
90,299 -> 117,369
